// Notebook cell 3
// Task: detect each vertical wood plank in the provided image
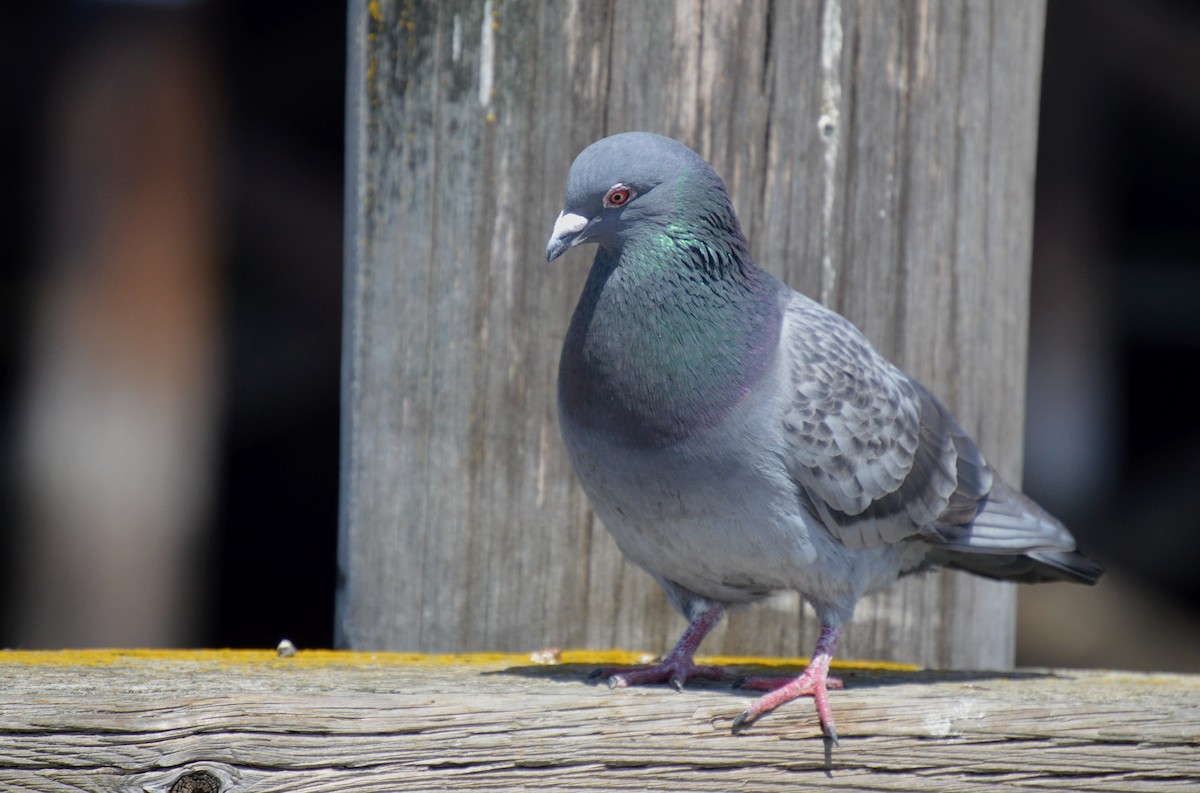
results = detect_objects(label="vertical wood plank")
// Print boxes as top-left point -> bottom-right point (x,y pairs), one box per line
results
339,0 -> 1047,670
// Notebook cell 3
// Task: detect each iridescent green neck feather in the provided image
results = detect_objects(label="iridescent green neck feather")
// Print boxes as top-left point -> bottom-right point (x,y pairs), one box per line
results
559,183 -> 782,447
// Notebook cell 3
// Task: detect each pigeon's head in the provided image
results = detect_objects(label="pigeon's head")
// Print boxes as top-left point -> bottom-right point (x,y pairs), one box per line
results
546,132 -> 737,263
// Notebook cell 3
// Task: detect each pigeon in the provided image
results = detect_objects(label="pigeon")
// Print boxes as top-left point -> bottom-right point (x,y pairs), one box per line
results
546,131 -> 1102,742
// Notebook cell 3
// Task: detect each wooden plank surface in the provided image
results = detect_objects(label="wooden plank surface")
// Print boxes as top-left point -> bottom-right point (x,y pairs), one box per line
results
2,650 -> 1196,792
341,0 -> 1051,670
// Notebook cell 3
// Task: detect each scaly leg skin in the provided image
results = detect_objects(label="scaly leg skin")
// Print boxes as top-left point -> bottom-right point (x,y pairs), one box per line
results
590,604 -> 730,691
732,624 -> 844,743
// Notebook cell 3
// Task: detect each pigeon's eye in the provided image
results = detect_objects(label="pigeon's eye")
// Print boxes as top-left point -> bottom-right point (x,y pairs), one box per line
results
604,184 -> 634,208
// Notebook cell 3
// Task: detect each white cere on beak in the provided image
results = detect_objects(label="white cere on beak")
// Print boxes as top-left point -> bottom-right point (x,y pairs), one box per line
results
552,211 -> 587,239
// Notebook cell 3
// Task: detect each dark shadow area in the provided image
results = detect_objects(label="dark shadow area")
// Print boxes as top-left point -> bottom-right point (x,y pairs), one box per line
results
483,662 -> 1055,692
0,1 -> 342,649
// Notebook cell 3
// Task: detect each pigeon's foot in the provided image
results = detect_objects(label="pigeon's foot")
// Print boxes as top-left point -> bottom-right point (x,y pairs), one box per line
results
590,602 -> 727,692
591,659 -> 732,691
731,623 -> 844,742
732,667 -> 843,741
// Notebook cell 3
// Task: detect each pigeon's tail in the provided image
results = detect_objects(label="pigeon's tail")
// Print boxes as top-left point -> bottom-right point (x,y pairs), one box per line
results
942,546 -> 1104,585
926,478 -> 1104,585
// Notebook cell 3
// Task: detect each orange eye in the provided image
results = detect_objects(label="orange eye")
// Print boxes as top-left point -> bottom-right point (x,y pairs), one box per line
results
604,184 -> 634,208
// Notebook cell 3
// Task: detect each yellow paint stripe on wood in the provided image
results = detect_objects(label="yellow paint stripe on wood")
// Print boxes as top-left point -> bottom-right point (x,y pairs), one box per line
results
0,647 -> 919,672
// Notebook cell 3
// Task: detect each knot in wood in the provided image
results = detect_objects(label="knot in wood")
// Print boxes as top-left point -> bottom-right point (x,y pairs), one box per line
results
169,770 -> 221,793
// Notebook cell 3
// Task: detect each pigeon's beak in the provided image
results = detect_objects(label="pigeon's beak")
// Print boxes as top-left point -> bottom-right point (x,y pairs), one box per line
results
545,211 -> 590,262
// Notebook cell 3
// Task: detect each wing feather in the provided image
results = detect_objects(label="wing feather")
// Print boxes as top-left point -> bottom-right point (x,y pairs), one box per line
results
781,293 -> 995,550
780,292 -> 1089,567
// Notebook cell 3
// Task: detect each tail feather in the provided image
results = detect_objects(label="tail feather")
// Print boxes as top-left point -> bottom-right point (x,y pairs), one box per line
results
927,478 -> 1104,585
941,547 -> 1104,585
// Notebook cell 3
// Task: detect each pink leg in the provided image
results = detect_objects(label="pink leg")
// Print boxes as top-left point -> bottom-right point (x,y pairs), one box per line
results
732,624 -> 844,743
592,604 -> 731,691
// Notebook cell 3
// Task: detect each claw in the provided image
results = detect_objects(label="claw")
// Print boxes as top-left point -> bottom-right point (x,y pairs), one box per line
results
733,700 -> 838,743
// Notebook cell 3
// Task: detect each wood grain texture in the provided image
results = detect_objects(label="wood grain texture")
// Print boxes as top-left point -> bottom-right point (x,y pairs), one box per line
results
1,650 -> 1196,792
339,0 -> 1050,668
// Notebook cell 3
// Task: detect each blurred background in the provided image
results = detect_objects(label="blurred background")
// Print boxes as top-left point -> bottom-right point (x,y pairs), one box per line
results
0,1 -> 343,650
0,0 -> 1197,670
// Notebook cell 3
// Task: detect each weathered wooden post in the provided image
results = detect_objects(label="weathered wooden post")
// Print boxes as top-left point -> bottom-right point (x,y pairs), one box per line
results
339,0 -> 1046,670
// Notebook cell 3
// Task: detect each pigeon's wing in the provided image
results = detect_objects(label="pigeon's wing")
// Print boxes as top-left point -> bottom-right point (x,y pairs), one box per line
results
780,292 -> 1073,555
